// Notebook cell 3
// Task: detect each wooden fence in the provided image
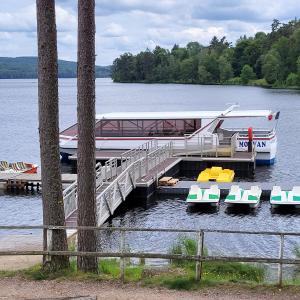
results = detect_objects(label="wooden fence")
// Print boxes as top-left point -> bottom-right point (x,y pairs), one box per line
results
1,225 -> 299,286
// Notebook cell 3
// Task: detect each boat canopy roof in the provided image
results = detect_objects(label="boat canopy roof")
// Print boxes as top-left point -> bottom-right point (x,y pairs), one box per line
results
96,110 -> 273,120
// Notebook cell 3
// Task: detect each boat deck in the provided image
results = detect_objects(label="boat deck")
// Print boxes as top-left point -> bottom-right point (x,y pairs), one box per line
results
70,150 -> 126,161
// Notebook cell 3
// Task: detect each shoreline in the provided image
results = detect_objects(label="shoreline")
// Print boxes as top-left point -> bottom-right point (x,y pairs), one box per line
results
111,80 -> 300,91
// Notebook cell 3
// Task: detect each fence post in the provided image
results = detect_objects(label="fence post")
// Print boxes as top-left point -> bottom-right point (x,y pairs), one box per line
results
120,230 -> 126,283
195,230 -> 204,281
278,233 -> 284,286
43,227 -> 48,265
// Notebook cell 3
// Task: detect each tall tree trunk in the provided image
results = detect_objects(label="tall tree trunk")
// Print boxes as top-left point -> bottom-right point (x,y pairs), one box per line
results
36,0 -> 69,270
77,0 -> 97,272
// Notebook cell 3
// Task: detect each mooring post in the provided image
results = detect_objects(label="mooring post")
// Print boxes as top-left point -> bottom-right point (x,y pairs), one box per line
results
120,230 -> 126,283
196,230 -> 204,281
278,233 -> 284,286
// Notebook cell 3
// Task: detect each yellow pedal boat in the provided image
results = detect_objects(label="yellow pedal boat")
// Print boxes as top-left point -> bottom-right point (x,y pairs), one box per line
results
197,167 -> 235,183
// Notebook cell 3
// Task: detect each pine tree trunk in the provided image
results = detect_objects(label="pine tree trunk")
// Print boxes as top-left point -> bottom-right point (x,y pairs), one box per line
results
36,0 -> 69,270
77,0 -> 97,272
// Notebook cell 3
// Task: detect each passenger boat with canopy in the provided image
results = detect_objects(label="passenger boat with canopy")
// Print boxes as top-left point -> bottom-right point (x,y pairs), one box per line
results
59,105 -> 279,165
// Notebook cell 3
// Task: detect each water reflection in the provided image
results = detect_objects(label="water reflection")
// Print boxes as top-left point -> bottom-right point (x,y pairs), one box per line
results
186,204 -> 218,215
225,204 -> 259,216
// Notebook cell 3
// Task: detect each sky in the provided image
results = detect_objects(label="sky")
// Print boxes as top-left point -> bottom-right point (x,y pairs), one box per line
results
0,0 -> 299,65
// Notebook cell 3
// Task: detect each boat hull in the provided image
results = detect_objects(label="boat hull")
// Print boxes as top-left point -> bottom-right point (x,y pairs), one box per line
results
236,135 -> 277,166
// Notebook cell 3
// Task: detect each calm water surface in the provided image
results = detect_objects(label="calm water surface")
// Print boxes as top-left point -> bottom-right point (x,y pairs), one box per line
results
1,79 -> 300,275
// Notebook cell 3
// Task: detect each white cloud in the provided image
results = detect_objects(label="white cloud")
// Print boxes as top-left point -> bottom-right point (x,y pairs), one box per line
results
0,0 -> 299,64
0,4 -> 36,32
102,23 -> 125,37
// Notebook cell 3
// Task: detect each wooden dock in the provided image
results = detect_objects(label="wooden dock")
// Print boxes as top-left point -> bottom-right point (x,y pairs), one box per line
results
0,173 -> 77,191
157,181 -> 293,200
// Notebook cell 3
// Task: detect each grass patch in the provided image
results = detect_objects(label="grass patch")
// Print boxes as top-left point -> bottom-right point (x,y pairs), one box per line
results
168,235 -> 265,284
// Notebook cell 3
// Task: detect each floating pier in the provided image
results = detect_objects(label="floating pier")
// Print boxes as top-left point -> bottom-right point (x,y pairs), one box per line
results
63,139 -> 256,227
157,181 -> 295,200
0,173 -> 77,191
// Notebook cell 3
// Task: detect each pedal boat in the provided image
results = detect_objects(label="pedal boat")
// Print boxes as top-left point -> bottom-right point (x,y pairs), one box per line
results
186,185 -> 220,206
270,186 -> 300,208
197,167 -> 234,183
225,185 -> 262,208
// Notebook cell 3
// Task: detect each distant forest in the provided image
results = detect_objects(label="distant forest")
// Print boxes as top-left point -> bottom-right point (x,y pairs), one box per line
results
112,19 -> 300,88
0,57 -> 111,79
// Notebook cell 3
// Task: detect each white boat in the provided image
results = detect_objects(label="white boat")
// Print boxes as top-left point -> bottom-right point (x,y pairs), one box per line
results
225,185 -> 262,208
186,185 -> 220,206
270,186 -> 300,208
59,105 -> 279,165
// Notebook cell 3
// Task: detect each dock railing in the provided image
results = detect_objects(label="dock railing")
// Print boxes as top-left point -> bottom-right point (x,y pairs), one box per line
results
95,141 -> 173,225
1,225 -> 299,286
173,133 -> 238,158
63,140 -> 163,221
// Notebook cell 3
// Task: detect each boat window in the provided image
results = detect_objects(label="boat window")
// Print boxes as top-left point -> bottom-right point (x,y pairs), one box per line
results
95,119 -> 202,137
97,120 -> 121,136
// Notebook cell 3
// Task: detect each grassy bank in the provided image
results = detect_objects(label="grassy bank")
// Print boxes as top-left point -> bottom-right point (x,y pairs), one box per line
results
0,236 -> 268,291
3,237 -> 300,291
0,258 -> 265,291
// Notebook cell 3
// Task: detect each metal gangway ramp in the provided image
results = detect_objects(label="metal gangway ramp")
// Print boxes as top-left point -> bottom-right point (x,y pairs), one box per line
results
63,140 -> 175,226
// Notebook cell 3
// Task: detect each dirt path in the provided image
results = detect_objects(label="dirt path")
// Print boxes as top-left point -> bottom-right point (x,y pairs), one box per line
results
0,278 -> 299,300
0,256 -> 42,271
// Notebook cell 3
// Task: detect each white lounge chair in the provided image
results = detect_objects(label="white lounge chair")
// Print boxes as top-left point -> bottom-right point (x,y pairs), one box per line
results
0,161 -> 9,171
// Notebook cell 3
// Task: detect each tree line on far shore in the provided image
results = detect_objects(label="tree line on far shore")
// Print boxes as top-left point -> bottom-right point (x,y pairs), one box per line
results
112,19 -> 300,88
0,56 -> 111,79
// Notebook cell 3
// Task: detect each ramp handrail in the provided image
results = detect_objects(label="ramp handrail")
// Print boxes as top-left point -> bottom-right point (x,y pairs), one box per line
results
96,141 -> 173,226
63,140 -> 165,220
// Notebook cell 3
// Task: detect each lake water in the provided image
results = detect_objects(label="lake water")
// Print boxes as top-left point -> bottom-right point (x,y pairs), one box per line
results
1,78 -> 300,279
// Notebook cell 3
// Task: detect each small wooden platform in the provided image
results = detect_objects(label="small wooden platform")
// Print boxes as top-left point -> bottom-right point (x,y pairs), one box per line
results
136,158 -> 181,187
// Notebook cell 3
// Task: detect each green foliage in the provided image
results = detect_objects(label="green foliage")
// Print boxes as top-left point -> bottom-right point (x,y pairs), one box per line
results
169,235 -> 198,267
262,50 -> 281,84
227,77 -> 242,85
168,236 -> 265,284
240,64 -> 256,84
251,78 -> 269,87
112,19 -> 300,88
286,73 -> 299,86
219,55 -> 233,83
0,57 -> 111,79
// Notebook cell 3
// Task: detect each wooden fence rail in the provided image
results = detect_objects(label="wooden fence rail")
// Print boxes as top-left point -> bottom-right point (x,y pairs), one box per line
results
1,225 -> 300,286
